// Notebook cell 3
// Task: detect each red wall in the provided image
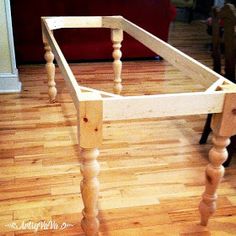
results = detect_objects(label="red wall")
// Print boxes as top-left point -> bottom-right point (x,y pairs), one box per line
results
11,0 -> 176,64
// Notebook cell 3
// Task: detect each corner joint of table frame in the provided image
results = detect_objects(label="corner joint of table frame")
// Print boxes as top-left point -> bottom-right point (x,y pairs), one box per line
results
102,15 -> 124,29
77,92 -> 103,148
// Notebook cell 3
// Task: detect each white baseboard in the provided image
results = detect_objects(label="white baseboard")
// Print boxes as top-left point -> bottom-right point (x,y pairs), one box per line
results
0,0 -> 21,94
0,72 -> 22,93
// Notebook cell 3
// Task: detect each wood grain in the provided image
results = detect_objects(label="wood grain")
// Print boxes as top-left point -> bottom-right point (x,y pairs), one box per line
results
0,21 -> 235,235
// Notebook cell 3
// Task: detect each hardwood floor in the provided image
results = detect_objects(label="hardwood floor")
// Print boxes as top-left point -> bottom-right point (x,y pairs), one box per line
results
0,21 -> 236,235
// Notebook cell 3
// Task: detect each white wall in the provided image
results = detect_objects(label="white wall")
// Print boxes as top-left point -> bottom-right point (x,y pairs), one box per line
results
0,0 -> 21,93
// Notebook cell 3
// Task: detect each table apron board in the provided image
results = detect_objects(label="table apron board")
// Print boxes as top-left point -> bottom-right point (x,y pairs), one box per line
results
102,92 -> 225,120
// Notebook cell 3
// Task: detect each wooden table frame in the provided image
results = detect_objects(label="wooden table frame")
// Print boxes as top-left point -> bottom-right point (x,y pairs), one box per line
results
41,16 -> 236,235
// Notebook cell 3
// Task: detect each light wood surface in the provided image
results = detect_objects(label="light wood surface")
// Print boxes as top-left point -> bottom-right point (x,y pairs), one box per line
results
42,19 -> 82,108
199,132 -> 230,226
43,42 -> 57,102
199,90 -> 236,225
0,21 -> 236,235
103,92 -> 225,121
80,147 -> 100,236
44,16 -> 103,30
111,29 -> 123,94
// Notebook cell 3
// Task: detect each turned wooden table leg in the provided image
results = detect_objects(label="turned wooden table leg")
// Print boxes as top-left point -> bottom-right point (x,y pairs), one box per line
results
44,42 -> 57,102
77,92 -> 103,236
80,147 -> 100,235
199,92 -> 236,225
199,133 -> 230,225
111,29 -> 123,94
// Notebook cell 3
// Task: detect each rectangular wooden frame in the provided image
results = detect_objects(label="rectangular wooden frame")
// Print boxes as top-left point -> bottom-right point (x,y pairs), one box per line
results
41,16 -> 236,235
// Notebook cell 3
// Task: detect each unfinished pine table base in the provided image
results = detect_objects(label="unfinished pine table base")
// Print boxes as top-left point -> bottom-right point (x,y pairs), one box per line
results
41,16 -> 236,235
